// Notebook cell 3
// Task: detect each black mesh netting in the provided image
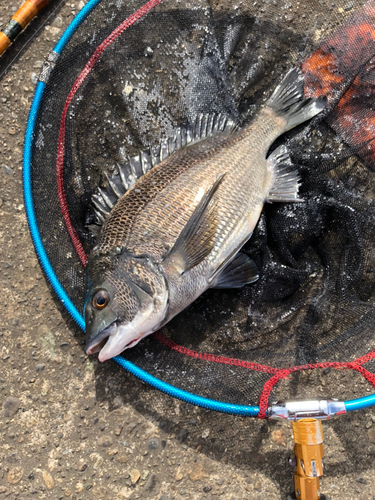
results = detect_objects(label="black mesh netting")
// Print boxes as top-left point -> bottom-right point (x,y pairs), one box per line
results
29,0 -> 375,411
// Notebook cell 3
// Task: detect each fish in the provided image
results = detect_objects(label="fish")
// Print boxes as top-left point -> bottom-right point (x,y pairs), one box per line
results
84,67 -> 326,362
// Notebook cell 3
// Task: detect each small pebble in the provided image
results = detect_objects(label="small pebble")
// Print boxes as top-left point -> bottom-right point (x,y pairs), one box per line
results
201,429 -> 209,439
147,438 -> 159,450
36,364 -> 46,372
3,165 -> 12,175
177,428 -> 188,443
52,16 -> 63,27
114,423 -> 123,436
159,420 -> 167,431
8,467 -> 23,484
123,84 -> 133,95
30,72 -> 38,85
50,27 -> 61,37
91,486 -> 107,498
357,477 -> 367,484
98,435 -> 113,447
143,473 -> 157,492
144,46 -> 153,57
42,470 -> 54,490
130,469 -> 140,484
3,396 -> 20,417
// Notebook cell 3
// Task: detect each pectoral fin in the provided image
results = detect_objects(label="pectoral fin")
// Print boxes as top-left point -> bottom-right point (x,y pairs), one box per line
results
212,252 -> 259,289
163,175 -> 225,274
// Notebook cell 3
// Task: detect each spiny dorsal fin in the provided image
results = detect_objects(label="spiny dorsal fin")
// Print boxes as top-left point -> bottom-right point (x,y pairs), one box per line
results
90,113 -> 237,227
163,174 -> 226,275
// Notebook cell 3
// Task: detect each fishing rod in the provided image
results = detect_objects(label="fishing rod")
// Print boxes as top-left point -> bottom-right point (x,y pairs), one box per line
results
0,0 -> 68,80
0,0 -> 52,56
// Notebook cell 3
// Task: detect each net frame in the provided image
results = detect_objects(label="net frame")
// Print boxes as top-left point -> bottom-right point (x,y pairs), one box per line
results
23,0 -> 375,418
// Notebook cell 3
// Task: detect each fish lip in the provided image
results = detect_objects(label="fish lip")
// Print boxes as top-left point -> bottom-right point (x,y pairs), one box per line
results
97,330 -> 149,362
97,319 -> 156,362
85,322 -> 117,355
85,321 -> 147,361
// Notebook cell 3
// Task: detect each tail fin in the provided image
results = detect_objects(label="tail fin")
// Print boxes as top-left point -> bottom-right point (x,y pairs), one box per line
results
266,67 -> 327,131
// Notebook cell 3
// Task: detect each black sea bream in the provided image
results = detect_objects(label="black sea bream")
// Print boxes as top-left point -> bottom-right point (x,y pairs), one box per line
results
84,68 -> 326,362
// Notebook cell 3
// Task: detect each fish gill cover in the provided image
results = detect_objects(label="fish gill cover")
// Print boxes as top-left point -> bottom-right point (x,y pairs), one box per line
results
28,0 -> 375,414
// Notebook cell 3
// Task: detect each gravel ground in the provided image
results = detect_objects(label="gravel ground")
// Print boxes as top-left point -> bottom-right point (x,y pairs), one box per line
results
0,1 -> 375,499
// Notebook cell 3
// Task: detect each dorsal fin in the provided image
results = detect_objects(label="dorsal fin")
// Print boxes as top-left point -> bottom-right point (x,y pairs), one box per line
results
90,113 -> 237,227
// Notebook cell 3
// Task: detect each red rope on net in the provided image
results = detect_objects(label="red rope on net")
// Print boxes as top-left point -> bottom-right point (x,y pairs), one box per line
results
56,0 -> 164,267
153,332 -> 375,420
257,352 -> 375,419
152,331 -> 278,374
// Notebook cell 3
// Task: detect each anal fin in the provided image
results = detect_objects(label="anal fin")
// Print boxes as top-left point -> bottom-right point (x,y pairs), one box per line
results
266,145 -> 302,203
213,252 -> 259,289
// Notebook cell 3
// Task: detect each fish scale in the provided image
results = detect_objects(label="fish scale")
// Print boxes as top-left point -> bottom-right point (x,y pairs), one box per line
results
98,113 -> 278,263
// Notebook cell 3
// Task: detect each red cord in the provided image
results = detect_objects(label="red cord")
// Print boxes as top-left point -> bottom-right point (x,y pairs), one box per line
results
56,0 -> 164,266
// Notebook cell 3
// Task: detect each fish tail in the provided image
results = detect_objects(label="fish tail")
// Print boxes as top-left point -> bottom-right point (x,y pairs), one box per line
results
266,67 -> 326,131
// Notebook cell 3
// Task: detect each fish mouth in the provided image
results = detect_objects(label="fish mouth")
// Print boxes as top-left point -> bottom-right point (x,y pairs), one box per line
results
85,322 -> 118,356
85,321 -> 149,362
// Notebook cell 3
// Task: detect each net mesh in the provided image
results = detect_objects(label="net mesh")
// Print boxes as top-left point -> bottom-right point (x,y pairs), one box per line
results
29,0 -> 375,413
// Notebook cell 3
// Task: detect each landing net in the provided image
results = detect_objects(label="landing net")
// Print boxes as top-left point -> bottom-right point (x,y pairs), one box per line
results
24,0 -> 375,418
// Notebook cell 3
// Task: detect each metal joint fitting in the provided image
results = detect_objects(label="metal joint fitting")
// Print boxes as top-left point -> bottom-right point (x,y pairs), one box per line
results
268,399 -> 346,420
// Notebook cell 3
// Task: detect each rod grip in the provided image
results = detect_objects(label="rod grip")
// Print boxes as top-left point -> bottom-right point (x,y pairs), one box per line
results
0,0 -> 50,56
0,32 -> 11,54
13,0 -> 50,29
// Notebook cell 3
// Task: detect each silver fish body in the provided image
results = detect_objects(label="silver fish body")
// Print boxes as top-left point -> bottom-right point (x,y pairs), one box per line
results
85,68 -> 326,361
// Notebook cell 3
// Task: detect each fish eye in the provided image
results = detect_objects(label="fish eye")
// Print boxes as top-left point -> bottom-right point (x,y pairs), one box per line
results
92,289 -> 110,310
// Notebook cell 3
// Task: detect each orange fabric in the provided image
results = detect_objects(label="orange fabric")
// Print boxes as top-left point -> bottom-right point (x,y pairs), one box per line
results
302,0 -> 375,165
